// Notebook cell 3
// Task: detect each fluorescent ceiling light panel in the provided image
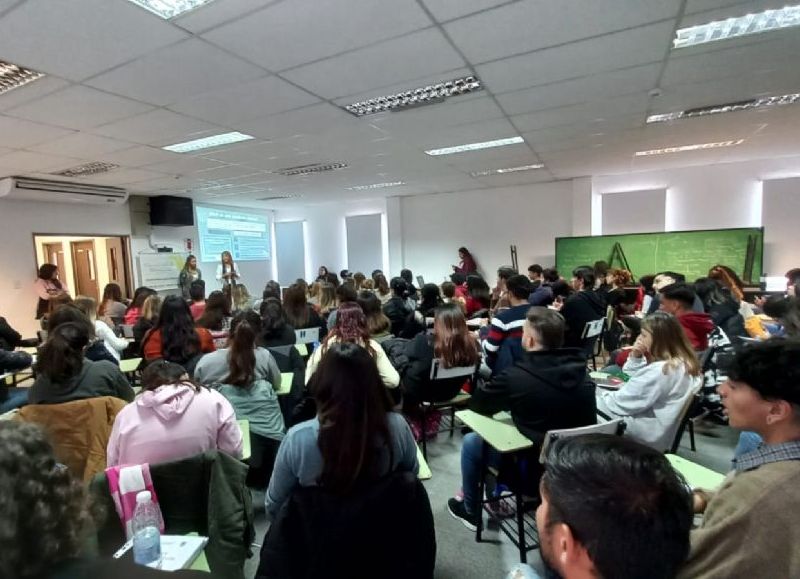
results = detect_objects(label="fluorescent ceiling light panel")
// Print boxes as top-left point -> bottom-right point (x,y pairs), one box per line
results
344,76 -> 483,117
634,139 -> 744,156
0,60 -> 45,96
673,5 -> 800,48
425,136 -> 525,156
162,132 -> 254,153
647,93 -> 800,123
54,161 -> 120,177
273,162 -> 348,176
125,0 -> 217,19
257,195 -> 302,201
470,163 -> 544,177
347,181 -> 406,191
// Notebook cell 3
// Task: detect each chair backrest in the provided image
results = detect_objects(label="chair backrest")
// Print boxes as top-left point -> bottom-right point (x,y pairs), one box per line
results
295,327 -> 320,344
539,419 -> 626,463
669,391 -> 704,454
268,344 -> 296,358
581,318 -> 606,339
429,358 -> 477,381
120,324 -> 135,338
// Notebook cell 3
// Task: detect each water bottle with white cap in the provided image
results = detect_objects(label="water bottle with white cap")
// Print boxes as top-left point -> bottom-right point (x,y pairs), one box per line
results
132,490 -> 162,568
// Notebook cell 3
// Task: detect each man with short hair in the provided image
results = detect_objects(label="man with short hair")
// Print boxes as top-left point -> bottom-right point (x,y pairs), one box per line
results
527,264 -> 543,287
679,340 -> 800,578
559,266 -> 605,352
448,307 -> 597,530
484,274 -> 532,374
647,271 -> 705,314
659,283 -> 714,350
508,434 -> 693,579
529,267 -> 559,306
491,266 -> 518,312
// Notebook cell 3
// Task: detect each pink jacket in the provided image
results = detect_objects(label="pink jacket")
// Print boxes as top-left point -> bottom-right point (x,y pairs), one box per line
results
107,383 -> 242,467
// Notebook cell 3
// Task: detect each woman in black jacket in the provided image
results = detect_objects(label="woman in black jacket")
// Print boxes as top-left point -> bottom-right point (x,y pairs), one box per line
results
695,278 -> 747,340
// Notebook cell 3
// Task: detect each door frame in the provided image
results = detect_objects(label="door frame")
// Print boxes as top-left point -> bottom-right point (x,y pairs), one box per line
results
70,239 -> 99,300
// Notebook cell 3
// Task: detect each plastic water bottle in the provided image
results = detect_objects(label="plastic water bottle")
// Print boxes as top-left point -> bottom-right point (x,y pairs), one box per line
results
132,490 -> 162,568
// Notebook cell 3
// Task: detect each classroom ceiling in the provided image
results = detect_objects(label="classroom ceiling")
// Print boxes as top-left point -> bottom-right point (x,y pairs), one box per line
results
0,0 -> 799,208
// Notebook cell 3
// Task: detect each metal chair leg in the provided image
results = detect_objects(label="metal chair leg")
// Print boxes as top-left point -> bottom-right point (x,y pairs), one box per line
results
516,458 -> 527,563
476,442 -> 487,543
421,404 -> 428,459
689,420 -> 696,452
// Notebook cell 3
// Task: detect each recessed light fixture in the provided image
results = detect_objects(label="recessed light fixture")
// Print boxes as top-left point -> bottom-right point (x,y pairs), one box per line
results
634,139 -> 744,156
125,0 -> 217,19
257,195 -> 302,201
0,60 -> 45,96
470,163 -> 544,177
673,5 -> 800,49
425,136 -> 525,156
347,181 -> 406,191
273,162 -> 348,176
162,132 -> 254,153
344,76 -> 483,117
53,161 -> 120,177
647,93 -> 800,123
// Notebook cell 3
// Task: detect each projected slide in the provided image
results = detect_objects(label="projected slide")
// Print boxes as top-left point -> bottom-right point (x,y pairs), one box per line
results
196,206 -> 270,262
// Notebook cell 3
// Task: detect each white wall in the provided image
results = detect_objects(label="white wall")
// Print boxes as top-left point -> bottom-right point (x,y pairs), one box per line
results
763,177 -> 800,277
0,199 -> 132,337
400,181 -> 574,285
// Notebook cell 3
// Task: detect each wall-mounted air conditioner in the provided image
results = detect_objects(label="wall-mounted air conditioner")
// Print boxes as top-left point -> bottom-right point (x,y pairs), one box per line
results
0,176 -> 129,205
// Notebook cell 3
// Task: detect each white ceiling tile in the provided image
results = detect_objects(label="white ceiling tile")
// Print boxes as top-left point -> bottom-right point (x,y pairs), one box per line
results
0,0 -> 188,81
203,0 -> 432,71
28,132 -> 134,157
421,0 -> 514,22
445,0 -> 681,63
370,95 -> 506,136
91,109 -> 223,146
6,85 -> 153,130
168,75 -> 320,125
192,164 -> 264,181
235,103 -> 354,140
283,28 -> 466,100
85,38 -> 265,107
477,21 -> 673,95
199,142 -> 282,166
0,115 -> 74,148
0,76 -> 71,112
496,64 -> 661,116
173,0 -> 280,33
0,150 -> 81,173
510,94 -> 651,132
144,156 -> 230,175
96,146 -> 183,168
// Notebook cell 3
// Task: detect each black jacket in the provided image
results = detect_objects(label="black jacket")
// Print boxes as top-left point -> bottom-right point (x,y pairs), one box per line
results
383,296 -> 411,337
709,301 -> 747,340
402,334 -> 469,403
260,324 -> 297,348
469,348 -> 597,444
0,316 -> 21,350
257,471 -> 436,579
561,290 -> 606,350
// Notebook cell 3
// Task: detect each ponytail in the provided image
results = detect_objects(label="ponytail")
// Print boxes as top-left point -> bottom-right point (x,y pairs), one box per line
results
225,310 -> 261,387
37,322 -> 88,383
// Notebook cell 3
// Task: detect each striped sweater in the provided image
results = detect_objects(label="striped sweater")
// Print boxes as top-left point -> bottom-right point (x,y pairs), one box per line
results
483,303 -> 530,367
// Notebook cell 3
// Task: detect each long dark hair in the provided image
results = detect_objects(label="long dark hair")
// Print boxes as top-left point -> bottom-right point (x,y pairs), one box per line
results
357,291 -> 390,336
197,290 -> 231,331
311,342 -> 394,494
37,264 -> 62,289
151,296 -> 200,363
37,322 -> 89,383
225,310 -> 261,387
433,303 -> 479,368
283,284 -> 311,328
127,286 -> 155,313
141,360 -> 202,392
418,283 -> 443,315
374,273 -> 390,297
466,275 -> 491,308
260,298 -> 288,339
48,304 -> 95,339
182,254 -> 197,273
98,283 -> 123,316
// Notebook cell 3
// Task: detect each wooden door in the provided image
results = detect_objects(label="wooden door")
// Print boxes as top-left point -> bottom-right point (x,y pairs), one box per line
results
70,240 -> 99,300
104,237 -> 128,300
42,242 -> 67,283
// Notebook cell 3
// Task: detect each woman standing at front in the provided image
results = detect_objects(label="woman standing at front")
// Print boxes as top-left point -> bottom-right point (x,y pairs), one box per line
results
216,251 -> 240,289
179,254 -> 202,299
34,264 -> 69,320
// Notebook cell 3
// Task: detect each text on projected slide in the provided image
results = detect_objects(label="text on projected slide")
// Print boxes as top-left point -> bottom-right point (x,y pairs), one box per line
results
196,206 -> 270,262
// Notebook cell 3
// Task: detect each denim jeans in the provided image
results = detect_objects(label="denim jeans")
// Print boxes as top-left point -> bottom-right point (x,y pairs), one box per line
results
461,432 -> 501,514
0,389 -> 29,414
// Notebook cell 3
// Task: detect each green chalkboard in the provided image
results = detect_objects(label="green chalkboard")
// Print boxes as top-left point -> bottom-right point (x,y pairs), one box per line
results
556,228 -> 763,283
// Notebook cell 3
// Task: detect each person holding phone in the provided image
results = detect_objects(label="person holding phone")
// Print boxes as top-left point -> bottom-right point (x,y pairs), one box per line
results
216,250 -> 240,289
34,263 -> 69,320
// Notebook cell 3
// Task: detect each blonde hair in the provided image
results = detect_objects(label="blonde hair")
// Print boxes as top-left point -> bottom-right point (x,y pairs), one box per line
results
318,282 -> 336,313
642,312 -> 701,376
141,294 -> 162,320
232,284 -> 251,310
73,295 -> 97,322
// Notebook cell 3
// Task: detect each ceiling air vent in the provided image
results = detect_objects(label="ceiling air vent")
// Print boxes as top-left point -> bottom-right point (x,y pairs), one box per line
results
53,161 -> 120,177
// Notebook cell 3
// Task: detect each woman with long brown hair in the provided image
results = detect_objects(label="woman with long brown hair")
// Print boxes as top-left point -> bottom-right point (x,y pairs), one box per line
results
596,311 -> 702,451
283,283 -> 326,337
305,302 -> 399,388
34,263 -> 69,320
197,290 -> 233,348
374,273 -> 391,305
97,282 -> 126,321
266,342 -> 417,515
317,282 -> 336,319
215,250 -> 240,288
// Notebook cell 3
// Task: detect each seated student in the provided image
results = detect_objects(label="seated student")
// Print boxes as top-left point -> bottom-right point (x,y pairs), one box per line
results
383,277 -> 413,336
464,275 -> 491,317
282,283 -> 327,339
357,291 -> 393,343
0,348 -> 33,413
658,283 -> 714,350
0,421 -> 206,579
483,274 -> 532,374
400,268 -> 418,301
317,282 -> 337,319
402,283 -> 444,339
558,266 -> 605,353
253,280 -> 282,312
141,296 -> 215,372
353,272 -> 366,290
40,293 -> 72,331
266,342 -> 418,516
490,266 -> 516,312
107,361 -> 241,467
597,312 -> 702,451
325,283 -> 358,331
74,296 -> 129,362
132,294 -> 161,352
29,322 -> 133,405
593,260 -> 611,302
694,277 -> 747,340
507,434 -> 692,579
231,283 -> 251,312
123,286 -> 156,325
634,273 -> 657,313
679,340 -> 800,579
528,267 -> 559,306
361,278 -> 375,291
527,263 -> 543,287
188,280 -> 207,320
258,297 -> 297,347
196,290 -> 233,348
47,304 -> 118,365
440,281 -> 457,304
306,302 -> 400,389
373,273 -> 392,305
97,282 -> 127,324
647,271 -> 706,314
450,272 -> 469,300
447,307 -> 597,530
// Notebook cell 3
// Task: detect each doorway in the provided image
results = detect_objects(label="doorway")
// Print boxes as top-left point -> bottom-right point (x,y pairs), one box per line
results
71,240 -> 99,300
42,242 -> 67,283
